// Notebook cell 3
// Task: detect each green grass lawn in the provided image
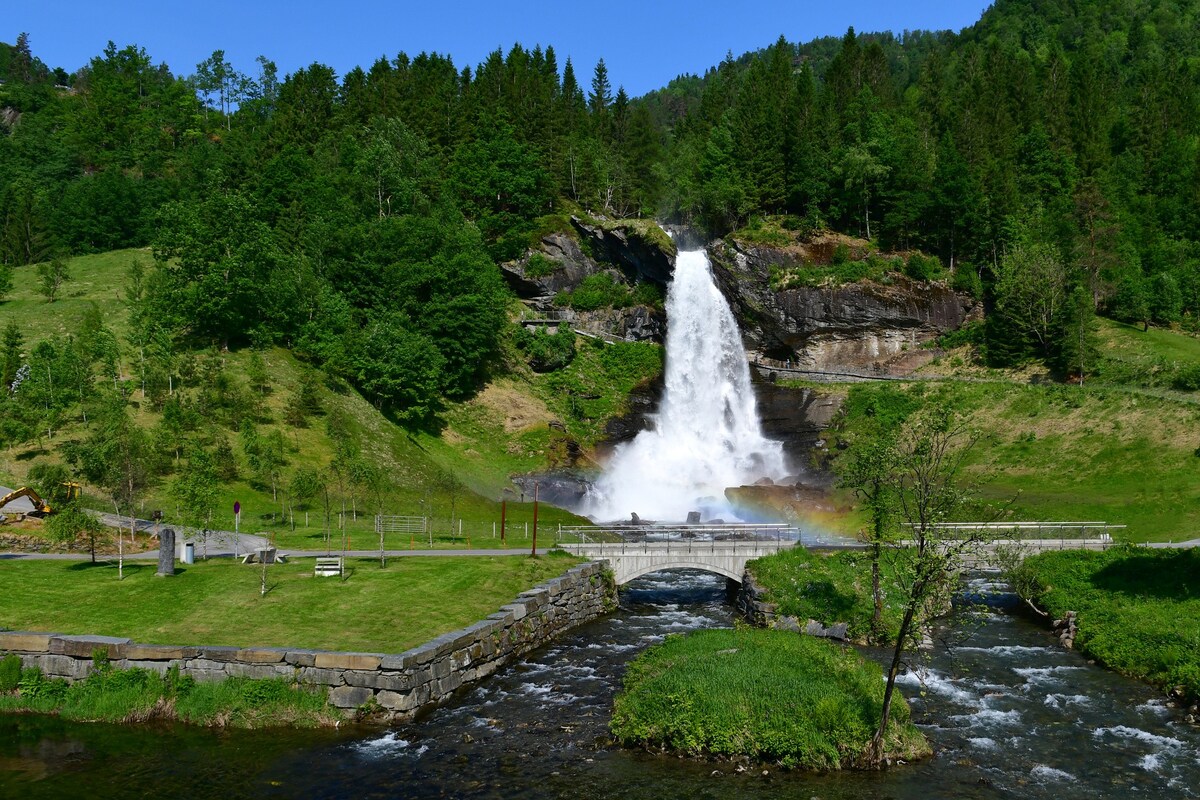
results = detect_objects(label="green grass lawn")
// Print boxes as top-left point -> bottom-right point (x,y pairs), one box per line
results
610,628 -> 928,770
0,553 -> 580,652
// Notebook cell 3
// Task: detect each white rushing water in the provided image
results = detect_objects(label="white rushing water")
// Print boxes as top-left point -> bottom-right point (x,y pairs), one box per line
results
585,245 -> 786,522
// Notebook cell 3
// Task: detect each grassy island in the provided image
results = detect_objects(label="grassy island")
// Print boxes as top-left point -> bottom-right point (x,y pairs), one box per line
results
1012,547 -> 1200,703
610,628 -> 928,770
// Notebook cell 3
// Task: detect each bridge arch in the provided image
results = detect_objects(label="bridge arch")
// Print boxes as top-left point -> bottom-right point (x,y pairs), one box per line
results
560,539 -> 795,588
617,561 -> 744,586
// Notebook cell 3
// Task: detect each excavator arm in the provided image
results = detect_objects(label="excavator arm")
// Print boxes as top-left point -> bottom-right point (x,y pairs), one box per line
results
0,487 -> 52,515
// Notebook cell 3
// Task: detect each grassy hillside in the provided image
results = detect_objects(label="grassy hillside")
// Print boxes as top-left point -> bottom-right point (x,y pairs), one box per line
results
0,249 -> 668,552
827,380 -> 1200,543
6,248 -> 1197,550
1,248 -> 147,344
1094,319 -> 1200,390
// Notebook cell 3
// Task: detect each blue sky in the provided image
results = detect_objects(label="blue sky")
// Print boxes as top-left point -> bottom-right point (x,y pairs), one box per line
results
8,1 -> 994,96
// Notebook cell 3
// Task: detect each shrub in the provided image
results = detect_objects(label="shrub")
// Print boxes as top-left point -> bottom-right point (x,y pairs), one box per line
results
951,265 -> 983,298
524,253 -> 558,278
0,654 -> 20,692
1171,363 -> 1200,391
18,667 -> 69,703
514,326 -> 576,372
936,321 -> 985,350
554,273 -> 631,311
904,253 -> 945,282
630,281 -> 664,308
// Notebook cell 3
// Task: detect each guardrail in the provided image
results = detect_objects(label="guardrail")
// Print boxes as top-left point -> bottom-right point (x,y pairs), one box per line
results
557,523 -> 798,544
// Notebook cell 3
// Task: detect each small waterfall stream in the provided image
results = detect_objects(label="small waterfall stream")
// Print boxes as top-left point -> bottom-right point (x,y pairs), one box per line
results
586,246 -> 786,522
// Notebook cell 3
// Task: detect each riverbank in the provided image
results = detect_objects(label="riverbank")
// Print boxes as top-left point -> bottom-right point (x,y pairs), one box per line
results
1012,546 -> 1200,707
0,655 -> 336,729
611,628 -> 929,770
1,558 -> 616,723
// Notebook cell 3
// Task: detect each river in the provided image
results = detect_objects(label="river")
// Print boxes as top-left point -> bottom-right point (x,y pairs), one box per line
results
1,570 -> 1197,799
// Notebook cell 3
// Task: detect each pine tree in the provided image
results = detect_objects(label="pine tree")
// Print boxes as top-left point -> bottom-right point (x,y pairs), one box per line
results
589,58 -> 612,117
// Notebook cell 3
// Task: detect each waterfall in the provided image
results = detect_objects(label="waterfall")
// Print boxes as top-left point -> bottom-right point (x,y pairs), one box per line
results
585,245 -> 786,522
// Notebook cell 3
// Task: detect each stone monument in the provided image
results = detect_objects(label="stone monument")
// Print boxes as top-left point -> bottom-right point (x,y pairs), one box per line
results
157,528 -> 176,576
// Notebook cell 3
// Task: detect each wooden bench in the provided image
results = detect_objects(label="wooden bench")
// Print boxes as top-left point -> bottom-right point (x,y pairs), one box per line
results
314,557 -> 343,577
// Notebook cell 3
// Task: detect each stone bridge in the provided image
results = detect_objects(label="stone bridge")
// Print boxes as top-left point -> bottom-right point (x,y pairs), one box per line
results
558,539 -> 795,585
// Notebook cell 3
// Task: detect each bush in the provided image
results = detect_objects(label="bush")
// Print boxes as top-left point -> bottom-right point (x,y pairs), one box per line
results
554,273 -> 631,311
1171,363 -> 1200,391
18,667 -> 69,703
904,253 -> 944,282
630,281 -> 664,308
514,325 -> 576,372
0,654 -> 21,692
951,265 -> 982,298
936,321 -> 985,350
524,253 -> 558,278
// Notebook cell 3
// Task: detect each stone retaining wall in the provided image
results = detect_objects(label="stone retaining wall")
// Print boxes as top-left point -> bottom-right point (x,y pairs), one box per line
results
0,560 -> 616,719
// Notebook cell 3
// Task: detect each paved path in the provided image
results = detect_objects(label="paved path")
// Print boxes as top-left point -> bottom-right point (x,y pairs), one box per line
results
0,547 -> 559,561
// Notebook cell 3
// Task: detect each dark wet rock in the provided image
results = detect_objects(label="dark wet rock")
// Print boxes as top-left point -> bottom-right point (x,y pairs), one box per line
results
500,220 -> 673,345
550,304 -> 665,343
511,473 -> 593,509
569,217 -> 675,286
500,232 -> 598,297
754,383 -> 844,471
596,373 -> 664,459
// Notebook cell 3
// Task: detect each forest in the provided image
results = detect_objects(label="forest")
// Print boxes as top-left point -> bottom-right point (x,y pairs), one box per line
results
1,0 -> 1198,519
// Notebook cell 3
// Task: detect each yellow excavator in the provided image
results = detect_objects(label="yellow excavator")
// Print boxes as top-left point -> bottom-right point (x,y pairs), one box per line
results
0,482 -> 80,518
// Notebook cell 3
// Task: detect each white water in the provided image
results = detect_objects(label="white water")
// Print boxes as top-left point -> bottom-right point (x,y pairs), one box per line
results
585,246 -> 786,522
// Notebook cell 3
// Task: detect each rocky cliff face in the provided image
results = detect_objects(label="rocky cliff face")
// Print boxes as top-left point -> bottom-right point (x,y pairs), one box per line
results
754,383 -> 843,474
499,216 -> 673,343
708,238 -> 979,373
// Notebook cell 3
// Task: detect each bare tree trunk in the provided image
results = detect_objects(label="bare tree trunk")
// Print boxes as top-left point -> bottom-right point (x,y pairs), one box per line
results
112,498 -> 125,581
871,600 -> 918,766
871,541 -> 884,639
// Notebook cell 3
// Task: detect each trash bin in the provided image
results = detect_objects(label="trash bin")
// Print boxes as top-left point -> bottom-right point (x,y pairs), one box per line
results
182,542 -> 195,564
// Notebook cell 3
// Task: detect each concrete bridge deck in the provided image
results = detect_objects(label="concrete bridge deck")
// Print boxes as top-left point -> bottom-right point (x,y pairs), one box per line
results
558,521 -> 1129,584
559,538 -> 797,585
